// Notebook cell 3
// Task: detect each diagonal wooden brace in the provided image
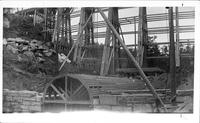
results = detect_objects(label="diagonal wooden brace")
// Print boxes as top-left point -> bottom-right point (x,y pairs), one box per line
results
50,84 -> 67,101
97,8 -> 167,112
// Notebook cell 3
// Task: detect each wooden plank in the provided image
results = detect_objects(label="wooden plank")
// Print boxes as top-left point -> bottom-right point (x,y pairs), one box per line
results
134,16 -> 137,56
44,100 -> 91,104
107,89 -> 193,96
105,48 -> 114,74
176,89 -> 193,96
116,67 -> 165,74
107,89 -> 170,94
44,100 -> 65,104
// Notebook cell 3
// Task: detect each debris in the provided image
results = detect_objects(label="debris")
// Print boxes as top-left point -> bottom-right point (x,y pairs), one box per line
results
58,53 -> 71,63
3,38 -> 7,45
3,37 -> 59,92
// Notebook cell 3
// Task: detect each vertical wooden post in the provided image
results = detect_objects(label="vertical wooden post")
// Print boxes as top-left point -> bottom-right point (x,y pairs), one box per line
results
168,7 -> 176,103
63,8 -> 72,47
64,12 -> 68,46
112,7 -> 120,74
73,8 -> 84,62
134,16 -> 137,56
91,11 -> 94,45
100,7 -> 119,76
33,9 -> 36,26
85,8 -> 90,45
61,10 -> 65,45
44,8 -> 47,42
175,7 -> 180,67
53,8 -> 63,52
65,77 -> 68,110
73,8 -> 94,63
137,7 -> 148,67
68,9 -> 72,46
100,8 -> 112,76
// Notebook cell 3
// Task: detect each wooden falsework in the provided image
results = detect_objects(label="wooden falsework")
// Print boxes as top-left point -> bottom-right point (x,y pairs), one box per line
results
44,8 -> 47,41
111,8 -> 120,74
98,8 -> 167,112
116,67 -> 165,74
137,7 -> 148,67
175,7 -> 180,67
52,8 -> 63,51
168,7 -> 176,102
64,8 -> 73,46
100,8 -> 120,76
68,10 -> 72,46
33,9 -> 37,26
73,8 -> 84,62
44,8 -> 72,51
61,11 -> 65,45
73,8 -> 94,63
100,8 -> 112,76
59,10 -> 93,71
84,8 -> 94,45
134,16 -> 137,56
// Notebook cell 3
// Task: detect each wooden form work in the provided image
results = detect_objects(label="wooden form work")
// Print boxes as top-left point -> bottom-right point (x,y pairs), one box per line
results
42,74 -> 145,108
97,8 -> 167,111
26,7 -> 192,112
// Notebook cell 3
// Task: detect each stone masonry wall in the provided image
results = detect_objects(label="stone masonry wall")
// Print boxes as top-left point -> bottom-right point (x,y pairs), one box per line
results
3,89 -> 43,113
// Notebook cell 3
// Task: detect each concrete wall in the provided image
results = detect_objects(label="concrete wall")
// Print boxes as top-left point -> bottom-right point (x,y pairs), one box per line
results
3,89 -> 43,113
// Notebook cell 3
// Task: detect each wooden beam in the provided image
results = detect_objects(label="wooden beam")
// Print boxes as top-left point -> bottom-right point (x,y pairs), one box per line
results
33,9 -> 36,26
168,7 -> 176,103
137,7 -> 148,67
134,16 -> 137,56
44,8 -> 47,41
98,8 -> 167,112
112,7 -> 120,74
61,11 -> 65,44
44,100 -> 91,104
105,48 -> 114,74
100,8 -> 120,76
100,8 -> 112,76
175,7 -> 180,67
116,67 -> 165,74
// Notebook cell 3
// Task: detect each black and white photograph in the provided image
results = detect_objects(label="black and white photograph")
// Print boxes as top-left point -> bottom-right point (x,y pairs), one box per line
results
1,1 -> 199,123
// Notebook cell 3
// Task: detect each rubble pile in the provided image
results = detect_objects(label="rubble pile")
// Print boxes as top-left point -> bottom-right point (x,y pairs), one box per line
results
3,37 -> 58,92
4,37 -> 58,74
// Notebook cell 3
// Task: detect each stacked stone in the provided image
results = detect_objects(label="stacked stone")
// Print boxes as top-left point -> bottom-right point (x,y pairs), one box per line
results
3,89 -> 43,113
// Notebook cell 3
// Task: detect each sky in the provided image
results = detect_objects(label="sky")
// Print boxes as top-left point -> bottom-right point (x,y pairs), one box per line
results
71,7 -> 194,46
9,7 -> 195,47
